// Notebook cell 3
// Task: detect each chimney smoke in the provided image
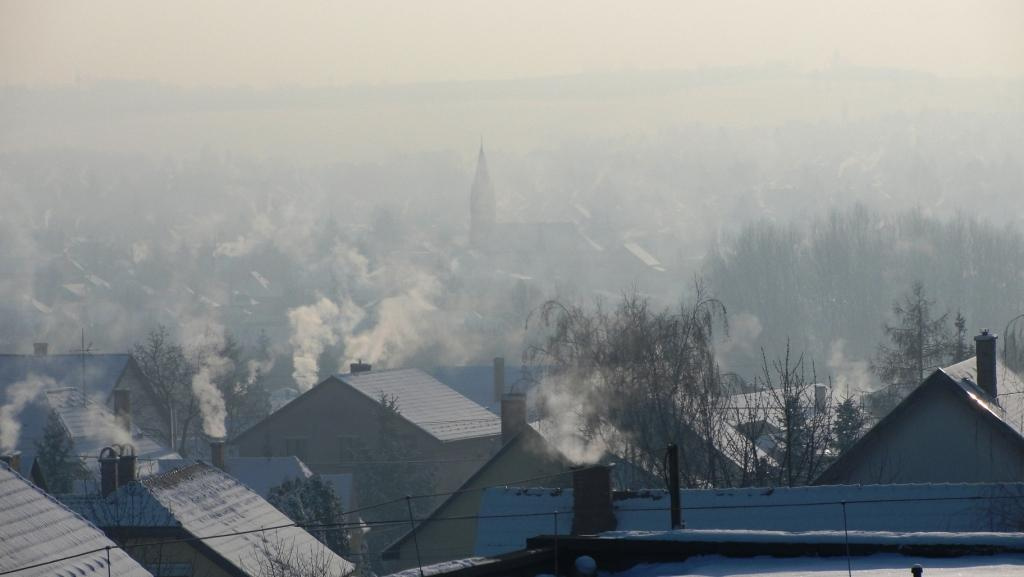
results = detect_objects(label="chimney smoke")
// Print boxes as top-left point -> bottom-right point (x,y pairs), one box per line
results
113,388 -> 131,432
975,329 -> 998,399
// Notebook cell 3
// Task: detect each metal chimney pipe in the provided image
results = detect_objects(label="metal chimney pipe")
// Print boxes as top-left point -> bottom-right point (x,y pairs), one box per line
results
99,447 -> 119,496
493,357 -> 505,404
975,330 -> 998,398
667,444 -> 683,529
117,445 -> 136,487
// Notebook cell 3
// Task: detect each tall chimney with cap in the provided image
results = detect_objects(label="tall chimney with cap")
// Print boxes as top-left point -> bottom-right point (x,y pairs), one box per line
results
493,357 -> 506,404
99,447 -> 119,496
572,464 -> 616,535
210,439 -> 226,470
117,445 -> 136,487
500,390 -> 526,444
975,329 -> 998,399
33,342 -> 48,356
113,388 -> 131,432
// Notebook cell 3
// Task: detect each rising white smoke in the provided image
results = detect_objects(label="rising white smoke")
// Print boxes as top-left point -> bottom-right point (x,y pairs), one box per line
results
532,372 -> 611,465
0,375 -> 55,451
180,320 -> 233,439
827,338 -> 874,397
288,296 -> 364,391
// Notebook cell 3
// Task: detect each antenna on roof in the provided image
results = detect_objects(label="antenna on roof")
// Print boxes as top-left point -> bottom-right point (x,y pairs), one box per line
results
71,327 -> 95,401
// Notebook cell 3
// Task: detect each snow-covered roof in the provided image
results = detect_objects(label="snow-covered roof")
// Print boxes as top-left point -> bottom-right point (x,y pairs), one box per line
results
606,552 -> 1024,577
337,368 -> 501,442
137,456 -> 312,498
428,365 -> 539,414
941,357 -> 1024,437
0,463 -> 152,577
67,463 -> 353,577
474,482 -> 1024,556
46,388 -> 180,464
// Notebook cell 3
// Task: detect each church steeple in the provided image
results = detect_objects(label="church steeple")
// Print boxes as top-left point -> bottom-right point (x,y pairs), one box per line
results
469,143 -> 496,249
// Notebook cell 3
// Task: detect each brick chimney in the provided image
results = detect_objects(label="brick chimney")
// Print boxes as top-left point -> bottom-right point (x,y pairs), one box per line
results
113,388 -> 131,432
117,445 -> 136,487
500,390 -> 526,444
975,329 -> 998,398
572,464 -> 616,535
493,357 -> 506,404
99,447 -> 119,496
350,360 -> 372,374
33,342 -> 48,356
210,439 -> 226,470
0,451 -> 22,474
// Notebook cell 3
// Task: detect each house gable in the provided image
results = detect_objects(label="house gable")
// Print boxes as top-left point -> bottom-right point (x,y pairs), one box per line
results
382,427 -> 572,569
816,369 -> 1024,485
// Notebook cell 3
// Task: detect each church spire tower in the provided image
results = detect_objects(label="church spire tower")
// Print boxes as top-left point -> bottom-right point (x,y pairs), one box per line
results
469,142 -> 496,249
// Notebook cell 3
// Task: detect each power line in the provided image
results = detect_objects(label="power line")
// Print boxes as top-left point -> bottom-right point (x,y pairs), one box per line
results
6,481 -> 1023,575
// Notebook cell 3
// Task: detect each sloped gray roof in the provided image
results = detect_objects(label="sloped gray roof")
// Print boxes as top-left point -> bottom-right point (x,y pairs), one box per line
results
138,456 -> 312,498
46,388 -> 180,465
941,357 -> 1024,437
0,463 -> 152,577
69,463 -> 353,577
338,368 -> 500,442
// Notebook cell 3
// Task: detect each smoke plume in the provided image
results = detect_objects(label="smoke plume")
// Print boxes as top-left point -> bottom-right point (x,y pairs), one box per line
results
0,375 -> 55,451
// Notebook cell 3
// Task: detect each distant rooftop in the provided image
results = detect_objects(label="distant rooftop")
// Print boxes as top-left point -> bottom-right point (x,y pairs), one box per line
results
337,368 -> 500,442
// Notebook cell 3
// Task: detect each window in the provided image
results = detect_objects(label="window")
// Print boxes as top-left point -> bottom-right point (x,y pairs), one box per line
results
284,437 -> 308,461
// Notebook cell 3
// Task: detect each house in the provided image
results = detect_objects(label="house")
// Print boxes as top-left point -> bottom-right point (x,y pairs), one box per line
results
231,366 -> 502,492
816,330 -> 1024,485
381,392 -> 574,570
0,348 -> 156,476
0,460 -> 153,577
63,460 -> 354,577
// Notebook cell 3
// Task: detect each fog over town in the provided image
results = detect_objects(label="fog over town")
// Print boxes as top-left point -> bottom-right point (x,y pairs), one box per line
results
2,3 -> 1024,576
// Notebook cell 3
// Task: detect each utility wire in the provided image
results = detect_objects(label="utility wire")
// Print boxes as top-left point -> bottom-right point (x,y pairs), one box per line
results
5,485 -> 1023,575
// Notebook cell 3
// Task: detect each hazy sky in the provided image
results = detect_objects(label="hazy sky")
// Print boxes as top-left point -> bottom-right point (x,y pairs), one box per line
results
3,0 -> 1022,87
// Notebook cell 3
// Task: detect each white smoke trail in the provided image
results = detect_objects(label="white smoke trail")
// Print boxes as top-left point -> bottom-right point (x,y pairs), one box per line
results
192,365 -> 228,439
180,319 -> 232,439
0,375 -> 56,451
288,296 -> 364,391
532,372 -> 610,465
827,338 -> 873,397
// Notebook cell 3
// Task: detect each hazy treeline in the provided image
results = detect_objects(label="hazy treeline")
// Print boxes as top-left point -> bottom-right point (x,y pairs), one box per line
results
708,205 -> 1024,387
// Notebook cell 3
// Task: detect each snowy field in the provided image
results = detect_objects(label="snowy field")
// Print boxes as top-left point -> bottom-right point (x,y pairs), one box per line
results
607,554 -> 1024,577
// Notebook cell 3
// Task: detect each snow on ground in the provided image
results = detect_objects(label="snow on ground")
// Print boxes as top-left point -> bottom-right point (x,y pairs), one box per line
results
601,529 -> 1024,547
609,554 -> 1024,577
